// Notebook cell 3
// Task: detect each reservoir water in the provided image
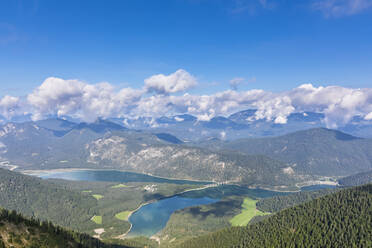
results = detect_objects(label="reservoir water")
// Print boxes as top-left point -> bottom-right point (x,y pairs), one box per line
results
127,196 -> 218,237
127,184 -> 289,237
36,169 -> 208,185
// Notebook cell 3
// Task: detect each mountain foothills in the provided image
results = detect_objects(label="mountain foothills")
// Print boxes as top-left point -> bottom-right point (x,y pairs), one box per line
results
205,128 -> 372,176
0,119 -> 297,189
178,184 -> 372,248
1,118 -> 372,189
338,170 -> 372,187
0,168 -> 106,232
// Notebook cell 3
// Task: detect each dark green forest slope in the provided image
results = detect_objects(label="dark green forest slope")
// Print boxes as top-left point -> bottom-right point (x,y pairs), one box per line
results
178,184 -> 372,248
0,168 -> 98,231
339,170 -> 372,186
0,208 -> 128,248
256,188 -> 337,212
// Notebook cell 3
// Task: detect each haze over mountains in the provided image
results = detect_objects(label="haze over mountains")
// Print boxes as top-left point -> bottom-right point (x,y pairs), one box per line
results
1,109 -> 372,142
1,114 -> 372,190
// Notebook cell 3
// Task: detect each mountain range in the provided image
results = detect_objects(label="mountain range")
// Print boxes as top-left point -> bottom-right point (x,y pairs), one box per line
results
202,128 -> 372,176
2,109 -> 372,141
0,120 -> 296,189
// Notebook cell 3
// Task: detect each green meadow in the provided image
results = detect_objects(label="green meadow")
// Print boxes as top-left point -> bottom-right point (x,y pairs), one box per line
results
230,198 -> 269,226
91,215 -> 102,225
111,184 -> 128,189
92,194 -> 104,200
115,211 -> 131,221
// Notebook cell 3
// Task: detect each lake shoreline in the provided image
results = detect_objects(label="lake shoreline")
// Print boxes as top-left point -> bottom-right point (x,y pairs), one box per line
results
20,168 -> 339,193
118,183 -> 219,239
19,168 -> 339,241
20,167 -> 213,184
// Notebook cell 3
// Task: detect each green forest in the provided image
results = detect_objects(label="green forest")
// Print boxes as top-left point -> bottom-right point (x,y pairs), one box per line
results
0,207 -> 129,248
0,168 -> 199,239
178,184 -> 372,248
338,170 -> 372,186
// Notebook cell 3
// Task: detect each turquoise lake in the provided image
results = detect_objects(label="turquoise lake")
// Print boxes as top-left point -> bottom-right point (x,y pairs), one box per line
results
127,196 -> 218,237
37,169 -> 208,185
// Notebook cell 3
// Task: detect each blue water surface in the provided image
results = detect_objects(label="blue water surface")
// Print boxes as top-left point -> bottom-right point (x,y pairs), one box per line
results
127,196 -> 218,237
38,170 -> 208,185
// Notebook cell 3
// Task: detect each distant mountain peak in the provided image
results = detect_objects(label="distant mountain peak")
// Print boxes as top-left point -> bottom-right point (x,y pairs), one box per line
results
74,119 -> 127,133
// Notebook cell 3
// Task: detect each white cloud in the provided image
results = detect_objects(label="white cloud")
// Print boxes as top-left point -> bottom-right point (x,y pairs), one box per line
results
253,95 -> 295,124
313,0 -> 372,17
1,72 -> 372,128
289,84 -> 372,127
144,69 -> 197,94
364,112 -> 372,120
0,95 -> 21,119
27,77 -> 143,122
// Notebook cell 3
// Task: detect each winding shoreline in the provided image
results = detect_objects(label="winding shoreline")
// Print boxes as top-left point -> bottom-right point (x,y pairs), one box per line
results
115,183 -> 218,239
19,168 -> 339,239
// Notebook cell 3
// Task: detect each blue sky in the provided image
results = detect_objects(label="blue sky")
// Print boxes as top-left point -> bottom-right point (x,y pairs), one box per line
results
1,0 -> 371,96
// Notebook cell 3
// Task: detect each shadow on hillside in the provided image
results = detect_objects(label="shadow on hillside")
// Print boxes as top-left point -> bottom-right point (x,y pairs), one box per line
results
181,199 -> 242,220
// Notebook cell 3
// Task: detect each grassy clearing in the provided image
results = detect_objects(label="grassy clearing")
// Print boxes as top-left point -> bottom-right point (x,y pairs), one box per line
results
111,184 -> 128,189
82,190 -> 92,193
230,198 -> 269,226
92,194 -> 104,200
115,211 -> 131,221
91,215 -> 102,225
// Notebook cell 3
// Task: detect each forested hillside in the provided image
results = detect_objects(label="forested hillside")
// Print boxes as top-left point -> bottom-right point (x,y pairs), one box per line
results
0,169 -> 202,240
256,188 -> 337,212
0,168 -> 98,231
178,184 -> 372,248
338,170 -> 372,186
219,128 -> 372,176
0,208 -> 128,248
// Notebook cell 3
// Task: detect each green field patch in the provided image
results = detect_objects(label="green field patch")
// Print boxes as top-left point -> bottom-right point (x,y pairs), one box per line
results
115,211 -> 131,221
92,194 -> 104,200
91,215 -> 102,225
82,190 -> 92,193
111,184 -> 128,189
230,198 -> 269,226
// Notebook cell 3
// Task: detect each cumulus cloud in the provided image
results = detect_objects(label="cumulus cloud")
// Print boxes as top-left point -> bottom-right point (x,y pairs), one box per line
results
313,0 -> 372,17
144,69 -> 197,94
254,95 -> 295,124
0,95 -> 21,119
27,77 -> 143,122
289,84 -> 372,127
1,71 -> 372,128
